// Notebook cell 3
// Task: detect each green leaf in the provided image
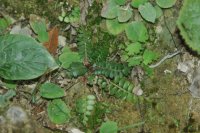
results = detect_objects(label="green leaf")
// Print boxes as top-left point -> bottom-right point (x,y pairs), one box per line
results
131,0 -> 148,8
143,65 -> 153,76
2,80 -> 17,89
139,2 -> 156,23
155,5 -> 163,18
177,0 -> 200,54
126,42 -> 143,55
127,56 -> 143,66
59,46 -> 81,69
30,15 -> 49,43
40,83 -> 65,99
0,90 -> 16,108
106,19 -> 126,35
117,7 -> 132,22
0,16 -> 12,34
47,99 -> 71,124
0,34 -> 58,80
125,21 -> 148,42
68,62 -> 88,77
101,0 -> 119,19
115,0 -> 126,5
143,50 -> 157,65
100,121 -> 118,133
156,0 -> 176,8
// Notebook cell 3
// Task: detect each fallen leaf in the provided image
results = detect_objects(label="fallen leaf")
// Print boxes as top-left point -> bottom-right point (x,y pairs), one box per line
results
44,26 -> 59,55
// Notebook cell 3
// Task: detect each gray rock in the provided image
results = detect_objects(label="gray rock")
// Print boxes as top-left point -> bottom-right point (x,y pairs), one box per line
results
6,106 -> 28,124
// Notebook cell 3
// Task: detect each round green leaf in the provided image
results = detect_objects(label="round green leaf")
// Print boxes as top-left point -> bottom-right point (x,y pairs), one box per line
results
125,21 -> 148,42
127,56 -> 143,66
47,99 -> 71,124
106,19 -> 126,35
59,46 -> 81,69
126,42 -> 143,55
68,62 -> 88,77
0,34 -> 58,80
100,121 -> 118,133
131,0 -> 148,8
117,7 -> 132,22
139,2 -> 156,23
101,0 -> 118,19
155,5 -> 163,18
143,49 -> 158,65
177,0 -> 200,54
40,83 -> 65,99
156,0 -> 177,8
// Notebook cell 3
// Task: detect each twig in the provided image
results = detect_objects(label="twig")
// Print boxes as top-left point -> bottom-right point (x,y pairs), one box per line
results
149,50 -> 182,68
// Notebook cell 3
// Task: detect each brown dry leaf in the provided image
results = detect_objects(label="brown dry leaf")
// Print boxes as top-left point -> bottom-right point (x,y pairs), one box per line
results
44,26 -> 59,55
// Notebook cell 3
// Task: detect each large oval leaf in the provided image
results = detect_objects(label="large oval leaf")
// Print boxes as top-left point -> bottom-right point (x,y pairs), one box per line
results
0,34 -> 58,80
156,0 -> 176,8
47,99 -> 71,124
139,2 -> 156,23
125,21 -> 148,42
177,0 -> 200,54
40,83 -> 65,99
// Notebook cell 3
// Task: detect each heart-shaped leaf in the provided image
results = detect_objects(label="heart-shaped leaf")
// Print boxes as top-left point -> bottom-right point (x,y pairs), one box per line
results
139,2 -> 156,23
40,83 -> 65,99
106,19 -> 126,35
47,99 -> 71,124
68,62 -> 88,77
143,49 -> 158,65
126,42 -> 143,55
101,0 -> 119,19
125,21 -> 148,42
59,46 -> 82,69
0,34 -> 58,80
117,7 -> 132,22
156,0 -> 177,8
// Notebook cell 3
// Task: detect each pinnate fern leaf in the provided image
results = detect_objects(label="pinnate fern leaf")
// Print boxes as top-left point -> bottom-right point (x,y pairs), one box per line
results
93,61 -> 131,78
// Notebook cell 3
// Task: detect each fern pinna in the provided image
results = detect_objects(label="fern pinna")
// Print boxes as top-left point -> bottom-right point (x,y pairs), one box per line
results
93,61 -> 131,78
87,75 -> 136,102
77,27 -> 92,62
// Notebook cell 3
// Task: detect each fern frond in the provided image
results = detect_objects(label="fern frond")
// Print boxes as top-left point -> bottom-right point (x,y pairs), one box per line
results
93,61 -> 131,78
96,76 -> 136,102
77,27 -> 93,62
76,95 -> 96,125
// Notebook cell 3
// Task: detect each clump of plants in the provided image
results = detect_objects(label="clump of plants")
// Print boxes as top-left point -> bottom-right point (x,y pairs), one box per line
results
0,0 -> 190,132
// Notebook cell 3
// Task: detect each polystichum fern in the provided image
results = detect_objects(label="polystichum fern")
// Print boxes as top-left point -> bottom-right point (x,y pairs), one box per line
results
77,27 -> 92,62
94,76 -> 136,102
76,95 -> 96,125
77,28 -> 110,63
93,61 -> 131,78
